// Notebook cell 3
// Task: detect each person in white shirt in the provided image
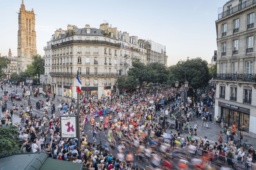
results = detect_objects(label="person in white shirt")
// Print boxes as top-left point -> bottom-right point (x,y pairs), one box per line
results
31,140 -> 39,153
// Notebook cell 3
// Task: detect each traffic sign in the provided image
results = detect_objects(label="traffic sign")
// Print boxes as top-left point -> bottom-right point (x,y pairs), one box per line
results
4,96 -> 7,101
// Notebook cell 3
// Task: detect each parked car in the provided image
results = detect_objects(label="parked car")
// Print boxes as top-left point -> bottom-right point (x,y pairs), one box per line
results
15,94 -> 21,101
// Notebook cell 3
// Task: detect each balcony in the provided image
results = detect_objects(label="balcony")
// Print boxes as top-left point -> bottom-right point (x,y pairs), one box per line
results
109,63 -> 112,65
232,50 -> 238,54
214,73 -> 256,82
219,94 -> 225,99
52,40 -> 121,49
222,32 -> 227,37
246,48 -> 253,53
218,0 -> 256,20
230,96 -> 237,101
247,23 -> 254,29
233,28 -> 239,33
221,52 -> 226,56
243,98 -> 252,104
77,62 -> 82,64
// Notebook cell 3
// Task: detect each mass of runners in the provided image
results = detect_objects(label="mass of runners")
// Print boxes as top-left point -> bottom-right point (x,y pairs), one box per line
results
1,84 -> 256,170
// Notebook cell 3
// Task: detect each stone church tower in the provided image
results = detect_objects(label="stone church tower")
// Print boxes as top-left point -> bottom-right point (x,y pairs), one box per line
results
17,0 -> 37,73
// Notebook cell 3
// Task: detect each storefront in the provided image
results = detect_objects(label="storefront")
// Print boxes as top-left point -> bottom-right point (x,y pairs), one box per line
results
219,102 -> 250,132
104,86 -> 112,97
82,87 -> 98,99
64,86 -> 72,98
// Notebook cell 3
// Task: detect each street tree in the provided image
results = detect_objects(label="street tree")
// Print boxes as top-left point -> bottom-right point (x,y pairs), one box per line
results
0,57 -> 10,78
209,64 -> 217,79
0,126 -> 21,156
25,55 -> 45,78
171,58 -> 210,89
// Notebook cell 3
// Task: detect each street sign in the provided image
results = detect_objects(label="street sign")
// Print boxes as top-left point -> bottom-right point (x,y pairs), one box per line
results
3,96 -> 7,101
60,116 -> 77,138
26,91 -> 30,96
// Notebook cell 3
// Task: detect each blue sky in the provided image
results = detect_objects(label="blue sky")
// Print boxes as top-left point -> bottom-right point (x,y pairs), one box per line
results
0,0 -> 227,65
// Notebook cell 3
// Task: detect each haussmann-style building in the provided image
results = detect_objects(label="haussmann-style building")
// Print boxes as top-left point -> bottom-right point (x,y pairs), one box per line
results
215,0 -> 256,136
44,23 -> 167,99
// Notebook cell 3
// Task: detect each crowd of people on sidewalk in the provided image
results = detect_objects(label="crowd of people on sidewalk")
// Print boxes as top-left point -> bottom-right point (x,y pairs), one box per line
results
1,84 -> 256,170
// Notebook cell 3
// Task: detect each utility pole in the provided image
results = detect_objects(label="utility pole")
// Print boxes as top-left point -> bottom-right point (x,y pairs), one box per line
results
76,71 -> 81,148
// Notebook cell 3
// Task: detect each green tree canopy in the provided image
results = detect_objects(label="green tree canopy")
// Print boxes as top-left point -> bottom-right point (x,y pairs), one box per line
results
0,57 -> 10,78
170,58 -> 210,89
209,64 -> 217,79
0,126 -> 21,156
25,55 -> 44,77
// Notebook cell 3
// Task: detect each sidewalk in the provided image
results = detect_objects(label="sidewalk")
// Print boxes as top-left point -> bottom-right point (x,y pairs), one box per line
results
167,106 -> 256,147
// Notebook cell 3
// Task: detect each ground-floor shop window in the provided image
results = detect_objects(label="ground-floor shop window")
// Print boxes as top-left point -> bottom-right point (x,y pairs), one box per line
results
221,107 -> 250,132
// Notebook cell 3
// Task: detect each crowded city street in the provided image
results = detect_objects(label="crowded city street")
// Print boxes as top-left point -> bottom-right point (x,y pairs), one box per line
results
1,82 -> 256,170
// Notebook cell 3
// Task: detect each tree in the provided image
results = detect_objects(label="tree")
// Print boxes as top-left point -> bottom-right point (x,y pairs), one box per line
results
0,126 -> 21,156
25,55 -> 44,78
170,58 -> 210,89
0,57 -> 10,78
209,64 -> 217,79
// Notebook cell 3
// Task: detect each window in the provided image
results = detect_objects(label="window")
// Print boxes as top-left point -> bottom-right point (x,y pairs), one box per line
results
78,67 -> 81,75
246,36 -> 254,52
109,49 -> 111,55
77,57 -> 81,64
115,50 -> 117,56
220,86 -> 225,98
243,88 -> 252,104
85,47 -> 90,54
120,50 -> 122,56
109,58 -> 111,65
86,67 -> 90,75
248,13 -> 255,29
230,86 -> 237,101
85,57 -> 90,64
94,58 -> 98,64
231,62 -> 237,79
109,68 -> 111,73
222,24 -> 227,36
94,47 -> 98,54
104,57 -> 107,64
233,40 -> 239,54
94,79 -> 98,86
233,19 -> 239,33
94,67 -> 98,75
221,43 -> 226,56
104,48 -> 107,54
86,29 -> 90,34
244,61 -> 253,74
77,47 -> 82,54
85,79 -> 90,85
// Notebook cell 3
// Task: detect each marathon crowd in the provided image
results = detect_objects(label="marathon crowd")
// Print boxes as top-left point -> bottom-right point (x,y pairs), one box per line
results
1,85 -> 256,170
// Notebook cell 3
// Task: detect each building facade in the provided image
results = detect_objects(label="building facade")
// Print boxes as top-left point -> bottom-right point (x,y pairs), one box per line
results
17,0 -> 37,73
215,0 -> 256,135
44,23 -> 167,99
4,49 -> 17,80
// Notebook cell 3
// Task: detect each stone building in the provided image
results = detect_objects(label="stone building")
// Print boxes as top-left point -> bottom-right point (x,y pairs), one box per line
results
44,23 -> 167,99
4,49 -> 17,80
215,0 -> 256,135
17,0 -> 37,73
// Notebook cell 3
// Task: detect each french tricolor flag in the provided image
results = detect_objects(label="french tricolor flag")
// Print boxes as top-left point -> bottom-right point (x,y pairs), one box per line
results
76,72 -> 82,93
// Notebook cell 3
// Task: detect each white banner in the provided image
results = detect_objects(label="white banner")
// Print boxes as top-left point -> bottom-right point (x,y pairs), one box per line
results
60,117 -> 77,138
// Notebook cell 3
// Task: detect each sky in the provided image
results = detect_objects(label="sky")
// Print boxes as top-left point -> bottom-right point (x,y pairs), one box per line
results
0,0 -> 228,66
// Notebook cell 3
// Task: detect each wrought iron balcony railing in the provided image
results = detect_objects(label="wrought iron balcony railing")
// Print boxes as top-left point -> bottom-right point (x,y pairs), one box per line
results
230,96 -> 237,101
243,98 -> 252,104
218,0 -> 256,20
220,94 -> 225,99
214,73 -> 256,82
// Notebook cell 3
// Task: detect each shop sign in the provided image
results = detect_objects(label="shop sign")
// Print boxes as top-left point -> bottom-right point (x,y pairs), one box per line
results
219,102 -> 250,114
60,116 -> 77,138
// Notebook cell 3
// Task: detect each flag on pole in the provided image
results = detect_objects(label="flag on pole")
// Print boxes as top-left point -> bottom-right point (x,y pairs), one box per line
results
76,72 -> 82,93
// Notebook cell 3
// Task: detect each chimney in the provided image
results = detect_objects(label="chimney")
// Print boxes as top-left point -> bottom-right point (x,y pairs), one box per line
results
85,24 -> 90,29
